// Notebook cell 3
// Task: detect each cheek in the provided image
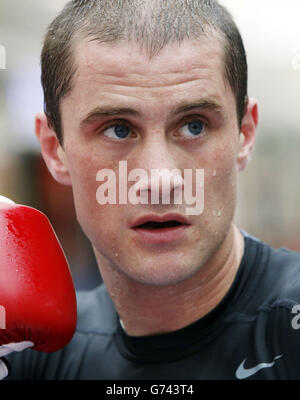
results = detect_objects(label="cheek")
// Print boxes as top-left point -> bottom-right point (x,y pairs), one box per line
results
65,146 -> 123,244
201,138 -> 239,219
66,142 -> 119,200
69,158 -> 97,205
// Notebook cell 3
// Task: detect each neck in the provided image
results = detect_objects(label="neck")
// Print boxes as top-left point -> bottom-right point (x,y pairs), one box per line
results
96,224 -> 244,336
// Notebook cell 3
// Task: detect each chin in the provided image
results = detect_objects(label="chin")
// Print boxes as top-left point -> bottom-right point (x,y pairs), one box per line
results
121,258 -> 204,287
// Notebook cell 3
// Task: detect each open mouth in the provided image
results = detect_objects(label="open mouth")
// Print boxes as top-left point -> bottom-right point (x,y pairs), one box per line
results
131,214 -> 190,244
135,220 -> 183,230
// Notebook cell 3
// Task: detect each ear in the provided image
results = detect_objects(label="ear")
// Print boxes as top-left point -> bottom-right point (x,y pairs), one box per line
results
237,98 -> 258,171
35,112 -> 72,186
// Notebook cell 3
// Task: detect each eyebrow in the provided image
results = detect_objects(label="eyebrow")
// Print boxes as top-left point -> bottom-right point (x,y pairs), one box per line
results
80,107 -> 140,128
80,98 -> 224,128
174,99 -> 223,115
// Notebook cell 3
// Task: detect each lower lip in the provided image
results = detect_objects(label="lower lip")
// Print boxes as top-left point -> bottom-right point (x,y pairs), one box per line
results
131,225 -> 189,245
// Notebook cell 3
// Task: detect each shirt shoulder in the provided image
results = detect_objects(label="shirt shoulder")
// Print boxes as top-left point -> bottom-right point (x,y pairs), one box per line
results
5,284 -> 117,380
259,238 -> 300,306
75,284 -> 117,335
233,235 -> 300,313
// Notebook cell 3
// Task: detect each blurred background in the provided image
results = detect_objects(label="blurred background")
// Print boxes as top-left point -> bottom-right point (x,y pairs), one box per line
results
0,0 -> 300,290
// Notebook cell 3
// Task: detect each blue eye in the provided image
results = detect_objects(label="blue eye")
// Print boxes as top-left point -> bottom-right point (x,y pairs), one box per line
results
103,124 -> 131,140
181,120 -> 205,138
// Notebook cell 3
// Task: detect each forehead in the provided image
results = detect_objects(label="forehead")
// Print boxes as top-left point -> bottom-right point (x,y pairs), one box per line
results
60,35 -> 236,129
71,36 -> 228,91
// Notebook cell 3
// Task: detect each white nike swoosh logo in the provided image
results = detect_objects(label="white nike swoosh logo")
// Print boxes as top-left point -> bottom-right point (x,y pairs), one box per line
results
235,355 -> 283,379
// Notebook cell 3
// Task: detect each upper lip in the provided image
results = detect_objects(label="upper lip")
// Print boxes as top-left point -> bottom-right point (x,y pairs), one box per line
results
131,213 -> 190,228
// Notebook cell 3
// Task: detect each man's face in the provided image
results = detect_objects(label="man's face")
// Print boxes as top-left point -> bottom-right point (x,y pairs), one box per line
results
58,37 -> 247,286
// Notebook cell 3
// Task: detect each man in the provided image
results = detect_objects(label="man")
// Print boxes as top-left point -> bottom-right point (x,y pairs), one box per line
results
4,0 -> 300,380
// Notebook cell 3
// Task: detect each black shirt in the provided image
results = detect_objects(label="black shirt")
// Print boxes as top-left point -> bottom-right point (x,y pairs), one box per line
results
5,233 -> 300,380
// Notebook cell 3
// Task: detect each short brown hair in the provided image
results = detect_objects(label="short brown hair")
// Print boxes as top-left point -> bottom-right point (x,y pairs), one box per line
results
41,0 -> 248,144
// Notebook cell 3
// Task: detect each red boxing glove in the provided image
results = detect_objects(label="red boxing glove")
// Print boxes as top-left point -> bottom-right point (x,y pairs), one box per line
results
0,196 -> 77,375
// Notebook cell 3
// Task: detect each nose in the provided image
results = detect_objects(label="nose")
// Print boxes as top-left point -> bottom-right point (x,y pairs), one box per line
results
132,137 -> 185,205
137,168 -> 184,205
